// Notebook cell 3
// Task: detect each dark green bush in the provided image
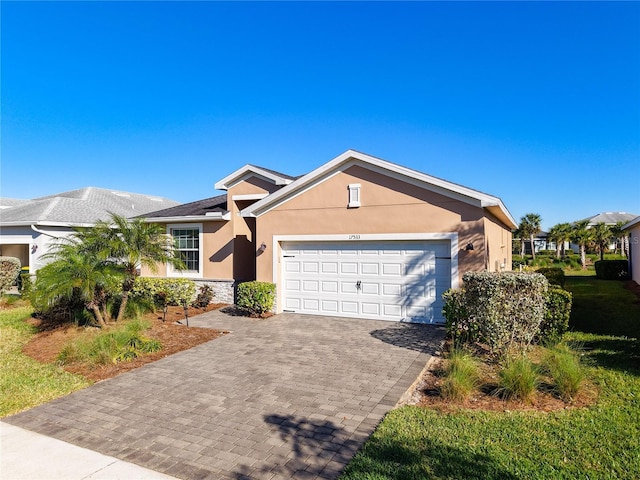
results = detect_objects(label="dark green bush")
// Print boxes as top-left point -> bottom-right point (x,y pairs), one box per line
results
131,277 -> 196,306
18,272 -> 33,296
536,267 -> 565,287
594,260 -> 630,280
0,256 -> 21,293
512,255 -> 527,270
443,289 -> 478,345
236,281 -> 275,316
539,287 -> 572,344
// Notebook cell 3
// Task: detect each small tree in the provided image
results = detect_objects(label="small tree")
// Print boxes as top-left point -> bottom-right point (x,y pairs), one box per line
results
518,213 -> 542,261
547,223 -> 572,259
591,222 -> 611,261
572,220 -> 593,269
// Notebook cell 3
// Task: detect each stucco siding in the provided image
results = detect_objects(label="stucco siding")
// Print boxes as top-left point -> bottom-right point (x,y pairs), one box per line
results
253,165 -> 501,285
483,215 -> 512,272
630,225 -> 640,284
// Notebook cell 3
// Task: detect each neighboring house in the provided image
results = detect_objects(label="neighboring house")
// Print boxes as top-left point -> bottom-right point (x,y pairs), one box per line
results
0,187 -> 180,274
623,216 -> 640,284
142,150 -> 516,324
570,211 -> 638,253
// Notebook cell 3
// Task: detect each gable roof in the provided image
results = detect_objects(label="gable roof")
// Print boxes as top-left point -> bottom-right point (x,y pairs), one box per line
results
579,212 -> 638,226
0,187 -> 180,227
140,195 -> 229,222
240,149 -> 517,229
214,164 -> 296,191
623,215 -> 640,231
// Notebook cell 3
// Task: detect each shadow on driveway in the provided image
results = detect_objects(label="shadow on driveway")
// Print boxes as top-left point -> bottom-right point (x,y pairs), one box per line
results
370,323 -> 445,354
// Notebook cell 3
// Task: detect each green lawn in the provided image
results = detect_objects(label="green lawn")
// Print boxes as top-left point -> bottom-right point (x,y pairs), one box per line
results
341,277 -> 640,479
0,306 -> 90,418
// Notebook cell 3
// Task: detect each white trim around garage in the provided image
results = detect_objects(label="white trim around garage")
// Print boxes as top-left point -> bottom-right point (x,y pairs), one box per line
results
271,232 -> 459,316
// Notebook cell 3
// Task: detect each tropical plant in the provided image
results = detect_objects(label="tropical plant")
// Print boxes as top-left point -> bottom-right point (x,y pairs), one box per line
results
32,242 -> 119,327
591,222 -> 612,261
518,213 -> 542,261
609,221 -> 628,257
571,220 -> 593,269
547,222 -> 572,258
87,214 -> 185,322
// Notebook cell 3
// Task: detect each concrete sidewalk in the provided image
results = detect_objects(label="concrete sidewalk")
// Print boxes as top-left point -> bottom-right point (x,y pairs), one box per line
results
1,422 -> 177,479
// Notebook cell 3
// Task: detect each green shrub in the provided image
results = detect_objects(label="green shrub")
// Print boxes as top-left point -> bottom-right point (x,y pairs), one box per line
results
539,287 -> 572,344
443,289 -> 478,345
512,255 -> 527,270
462,272 -> 548,355
0,256 -> 21,293
236,281 -> 275,316
536,267 -> 565,287
594,260 -> 629,280
18,272 -> 33,296
440,348 -> 480,401
497,355 -> 539,402
544,344 -> 584,401
131,277 -> 196,307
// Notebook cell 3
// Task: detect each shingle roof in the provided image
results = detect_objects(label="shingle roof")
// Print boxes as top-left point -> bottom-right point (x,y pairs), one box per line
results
0,187 -> 180,225
141,195 -> 227,218
580,212 -> 638,226
246,165 -> 301,181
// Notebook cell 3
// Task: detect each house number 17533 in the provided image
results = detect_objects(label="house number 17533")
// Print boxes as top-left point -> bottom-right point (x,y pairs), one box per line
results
348,234 -> 361,240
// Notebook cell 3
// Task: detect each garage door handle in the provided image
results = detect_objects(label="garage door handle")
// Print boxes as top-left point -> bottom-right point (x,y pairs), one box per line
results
356,280 -> 361,290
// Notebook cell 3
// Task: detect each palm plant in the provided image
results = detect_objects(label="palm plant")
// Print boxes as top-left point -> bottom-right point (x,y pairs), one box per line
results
548,223 -> 572,259
591,222 -> 612,261
34,242 -> 118,326
609,221 -> 628,257
518,213 -> 542,261
91,214 -> 184,322
571,220 -> 593,269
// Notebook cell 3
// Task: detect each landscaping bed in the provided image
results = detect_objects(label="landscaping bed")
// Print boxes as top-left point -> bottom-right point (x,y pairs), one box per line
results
22,304 -> 227,382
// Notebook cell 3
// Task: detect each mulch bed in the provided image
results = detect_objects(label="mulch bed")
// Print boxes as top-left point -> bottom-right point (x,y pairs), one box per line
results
22,304 -> 228,382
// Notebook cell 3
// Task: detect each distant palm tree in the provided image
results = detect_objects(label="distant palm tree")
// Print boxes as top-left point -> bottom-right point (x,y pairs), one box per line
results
547,223 -> 565,259
518,213 -> 542,261
609,221 -> 628,257
572,220 -> 593,269
90,214 -> 184,322
591,222 -> 612,261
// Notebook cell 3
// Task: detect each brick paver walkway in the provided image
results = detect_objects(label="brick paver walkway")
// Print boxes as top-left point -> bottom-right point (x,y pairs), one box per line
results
5,312 -> 444,479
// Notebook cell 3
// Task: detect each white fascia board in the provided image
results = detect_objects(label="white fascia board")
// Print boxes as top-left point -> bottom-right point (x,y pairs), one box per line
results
143,213 -> 230,223
231,193 -> 269,201
242,149 -> 511,218
214,165 -> 293,190
0,220 -> 98,228
623,216 -> 640,230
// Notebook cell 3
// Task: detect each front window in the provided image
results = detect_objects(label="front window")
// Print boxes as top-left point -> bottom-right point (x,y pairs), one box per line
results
168,224 -> 202,277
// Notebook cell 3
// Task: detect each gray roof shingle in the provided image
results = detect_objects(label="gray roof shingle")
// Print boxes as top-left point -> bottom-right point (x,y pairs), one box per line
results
580,212 -> 638,225
141,195 -> 227,218
0,187 -> 180,225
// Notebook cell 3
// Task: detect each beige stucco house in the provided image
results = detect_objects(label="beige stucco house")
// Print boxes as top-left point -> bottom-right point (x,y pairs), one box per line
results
623,216 -> 640,284
143,150 -> 516,323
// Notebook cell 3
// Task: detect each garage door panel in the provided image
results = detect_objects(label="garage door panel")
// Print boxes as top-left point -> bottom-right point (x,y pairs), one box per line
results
281,240 -> 451,323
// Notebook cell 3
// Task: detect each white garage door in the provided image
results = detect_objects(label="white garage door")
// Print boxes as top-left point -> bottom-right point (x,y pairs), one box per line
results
281,241 -> 451,323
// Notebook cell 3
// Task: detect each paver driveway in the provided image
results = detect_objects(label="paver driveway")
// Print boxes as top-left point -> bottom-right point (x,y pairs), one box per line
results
5,311 -> 444,479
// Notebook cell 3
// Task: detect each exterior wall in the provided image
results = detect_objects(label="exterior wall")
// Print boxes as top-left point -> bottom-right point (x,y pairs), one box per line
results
483,215 -> 512,272
254,165 -> 508,286
629,224 -> 640,284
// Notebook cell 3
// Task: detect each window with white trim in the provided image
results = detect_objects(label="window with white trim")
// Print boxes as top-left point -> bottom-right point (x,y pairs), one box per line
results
348,183 -> 361,208
168,224 -> 202,277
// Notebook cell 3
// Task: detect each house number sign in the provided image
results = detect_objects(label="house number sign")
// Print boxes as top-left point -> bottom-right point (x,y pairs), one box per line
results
348,234 -> 361,240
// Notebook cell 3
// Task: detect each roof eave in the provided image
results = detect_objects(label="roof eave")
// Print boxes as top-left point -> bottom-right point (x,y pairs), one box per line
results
215,165 -> 293,191
142,213 -> 230,223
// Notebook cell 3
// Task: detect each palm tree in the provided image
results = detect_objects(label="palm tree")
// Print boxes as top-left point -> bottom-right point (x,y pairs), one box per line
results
591,222 -> 612,261
609,221 -> 628,257
572,220 -> 593,269
547,224 -> 564,259
518,213 -> 542,261
34,242 -> 117,327
513,225 -> 526,257
92,213 -> 184,322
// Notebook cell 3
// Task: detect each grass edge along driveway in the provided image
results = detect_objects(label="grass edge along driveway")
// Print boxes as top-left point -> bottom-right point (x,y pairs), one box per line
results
0,306 -> 90,418
341,277 -> 640,480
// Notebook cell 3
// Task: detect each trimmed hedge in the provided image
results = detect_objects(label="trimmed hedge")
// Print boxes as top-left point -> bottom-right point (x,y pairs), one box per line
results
594,260 -> 630,280
236,281 -> 275,316
131,277 -> 196,306
539,286 -> 572,344
0,256 -> 21,293
536,267 -> 565,287
443,272 -> 548,355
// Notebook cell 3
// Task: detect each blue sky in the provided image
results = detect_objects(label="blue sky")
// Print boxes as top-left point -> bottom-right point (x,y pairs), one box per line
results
2,1 -> 639,230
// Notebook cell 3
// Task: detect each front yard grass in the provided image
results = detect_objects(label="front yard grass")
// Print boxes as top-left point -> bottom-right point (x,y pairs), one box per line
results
341,276 -> 640,479
0,306 -> 90,418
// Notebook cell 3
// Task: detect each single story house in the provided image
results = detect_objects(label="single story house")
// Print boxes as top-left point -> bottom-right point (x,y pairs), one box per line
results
142,150 -> 516,324
0,187 -> 179,274
623,216 -> 640,284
